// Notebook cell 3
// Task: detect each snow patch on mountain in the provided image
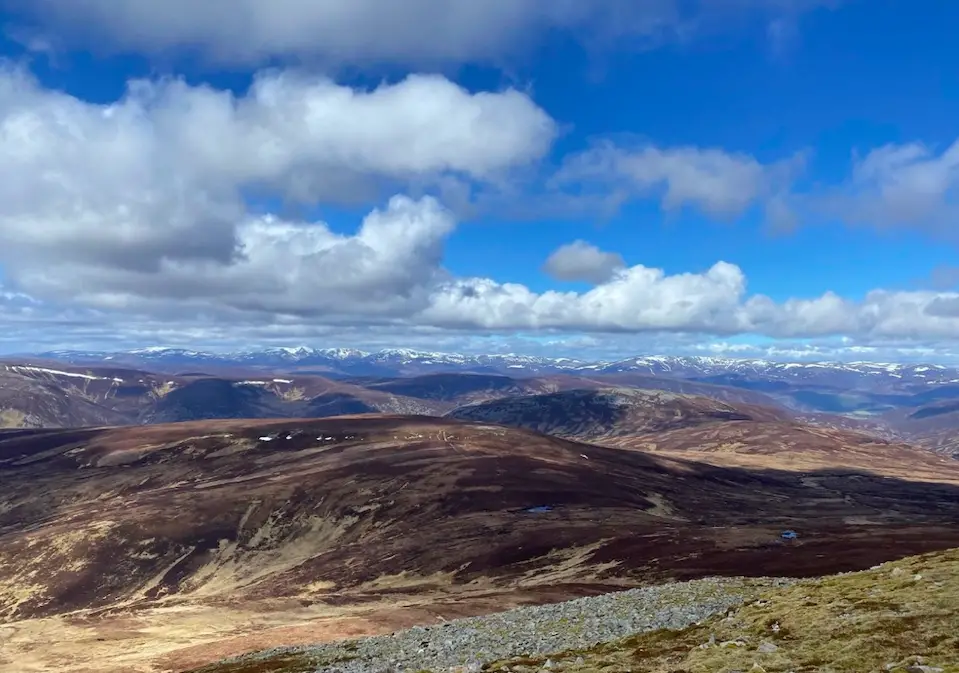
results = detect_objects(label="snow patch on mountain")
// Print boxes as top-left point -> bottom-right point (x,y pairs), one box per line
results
4,365 -> 124,382
23,347 -> 959,388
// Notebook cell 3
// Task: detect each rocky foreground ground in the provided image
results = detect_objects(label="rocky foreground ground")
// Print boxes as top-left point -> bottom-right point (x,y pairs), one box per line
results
196,548 -> 959,673
197,576 -> 789,672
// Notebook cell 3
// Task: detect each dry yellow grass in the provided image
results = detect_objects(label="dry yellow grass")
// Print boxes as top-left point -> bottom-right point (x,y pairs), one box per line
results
0,409 -> 27,428
487,548 -> 959,673
275,385 -> 308,402
151,381 -> 177,399
184,547 -> 959,672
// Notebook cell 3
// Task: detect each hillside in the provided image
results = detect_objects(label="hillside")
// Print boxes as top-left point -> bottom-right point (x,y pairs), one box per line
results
3,416 -> 959,672
0,364 -> 143,428
443,387 -> 959,479
578,372 -> 792,408
0,363 -> 801,432
0,363 -> 444,427
29,349 -> 959,419
354,372 -> 539,399
446,387 -> 790,439
604,420 -> 959,481
484,548 -> 959,673
354,371 -> 789,409
878,400 -> 959,458
12,357 -> 959,445
912,428 -> 959,459
190,548 -> 959,673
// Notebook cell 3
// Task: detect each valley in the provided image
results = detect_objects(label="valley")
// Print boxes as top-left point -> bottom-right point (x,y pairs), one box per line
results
3,351 -> 959,671
5,350 -> 959,459
6,11 -> 957,671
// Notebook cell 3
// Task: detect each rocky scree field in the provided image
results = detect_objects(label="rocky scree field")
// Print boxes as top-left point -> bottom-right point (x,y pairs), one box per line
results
191,547 -> 959,673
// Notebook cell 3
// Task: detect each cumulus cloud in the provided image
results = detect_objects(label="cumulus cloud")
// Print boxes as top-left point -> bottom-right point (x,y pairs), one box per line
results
594,134 -> 959,238
423,262 -> 750,333
6,224 -> 959,352
924,296 -> 959,318
542,241 -> 626,284
0,64 -> 554,281
5,0 -> 835,68
17,195 -> 456,322
2,51 -> 958,355
824,139 -> 959,234
553,141 -> 805,224
538,130 -> 959,240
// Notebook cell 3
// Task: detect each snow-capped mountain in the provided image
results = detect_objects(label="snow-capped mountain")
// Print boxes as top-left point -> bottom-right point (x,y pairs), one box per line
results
28,346 -> 587,376
22,347 -> 959,388
580,356 -> 959,387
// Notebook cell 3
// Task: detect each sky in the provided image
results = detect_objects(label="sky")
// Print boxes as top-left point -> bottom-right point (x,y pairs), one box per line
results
1,0 -> 959,362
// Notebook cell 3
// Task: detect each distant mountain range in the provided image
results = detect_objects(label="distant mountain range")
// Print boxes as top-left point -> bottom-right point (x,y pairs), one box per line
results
6,349 -> 959,454
26,346 -> 959,387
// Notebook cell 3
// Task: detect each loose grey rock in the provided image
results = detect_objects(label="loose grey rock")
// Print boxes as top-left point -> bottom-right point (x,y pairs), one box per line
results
216,575 -> 796,673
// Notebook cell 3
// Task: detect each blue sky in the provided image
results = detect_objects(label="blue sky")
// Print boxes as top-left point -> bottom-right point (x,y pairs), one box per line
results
0,1 -> 958,362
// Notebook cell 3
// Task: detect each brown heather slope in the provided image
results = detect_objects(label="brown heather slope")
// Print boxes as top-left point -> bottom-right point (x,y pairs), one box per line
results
348,372 -> 588,406
445,387 -> 959,478
352,371 -> 787,409
0,362 -> 444,428
576,372 -> 790,408
876,400 -> 959,458
3,416 -> 959,671
604,420 -> 959,482
0,362 -> 806,432
912,427 -> 959,457
446,387 -> 790,440
0,363 -> 153,428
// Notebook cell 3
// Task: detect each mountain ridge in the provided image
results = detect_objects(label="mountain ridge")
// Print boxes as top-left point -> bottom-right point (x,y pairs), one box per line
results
24,346 -> 959,383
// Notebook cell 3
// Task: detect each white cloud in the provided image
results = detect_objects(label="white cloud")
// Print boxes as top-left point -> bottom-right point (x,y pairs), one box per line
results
553,141 -> 804,224
4,159 -> 959,348
18,195 -> 456,321
542,241 -> 626,284
0,64 -> 555,282
0,284 -> 36,304
558,134 -> 959,237
7,282 -> 959,366
6,0 -> 835,68
534,131 -> 959,239
426,262 -> 751,333
2,53 -> 959,358
826,139 -> 959,232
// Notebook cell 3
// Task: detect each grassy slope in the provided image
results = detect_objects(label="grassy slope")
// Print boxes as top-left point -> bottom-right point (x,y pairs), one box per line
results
490,548 -> 959,673
192,548 -> 959,673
